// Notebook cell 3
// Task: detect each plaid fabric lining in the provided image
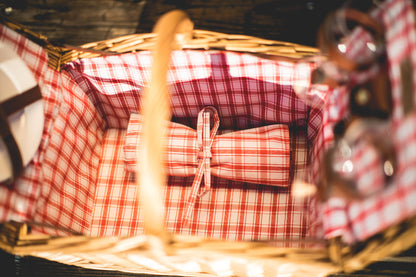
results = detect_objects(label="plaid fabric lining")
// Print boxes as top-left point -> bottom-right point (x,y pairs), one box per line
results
0,25 -> 106,235
32,70 -> 105,234
0,23 -> 319,241
91,127 -> 312,242
126,106 -> 291,225
65,52 -> 312,131
65,50 -> 317,240
3,0 -> 415,243
0,25 -> 58,222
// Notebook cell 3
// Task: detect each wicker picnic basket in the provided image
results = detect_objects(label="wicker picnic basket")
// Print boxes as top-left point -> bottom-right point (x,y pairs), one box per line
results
1,0 -> 416,276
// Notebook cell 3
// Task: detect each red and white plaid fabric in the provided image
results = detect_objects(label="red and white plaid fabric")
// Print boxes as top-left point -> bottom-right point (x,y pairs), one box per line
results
65,50 -> 319,241
125,106 -> 291,223
0,23 -> 321,242
0,25 -> 105,234
311,0 -> 416,243
4,0 -> 414,245
125,108 -> 290,186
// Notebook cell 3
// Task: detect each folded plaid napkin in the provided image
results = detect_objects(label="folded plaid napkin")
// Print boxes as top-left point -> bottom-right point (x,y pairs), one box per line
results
125,107 -> 290,186
125,106 -> 290,222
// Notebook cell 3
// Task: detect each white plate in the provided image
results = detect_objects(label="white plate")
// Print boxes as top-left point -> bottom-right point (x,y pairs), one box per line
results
0,42 -> 44,182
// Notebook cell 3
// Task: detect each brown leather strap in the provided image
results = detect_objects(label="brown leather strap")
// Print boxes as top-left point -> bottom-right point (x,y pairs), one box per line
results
0,86 -> 43,183
1,85 -> 42,116
0,106 -> 23,182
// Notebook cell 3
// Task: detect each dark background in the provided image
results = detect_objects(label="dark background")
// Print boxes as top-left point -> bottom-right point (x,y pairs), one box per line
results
0,0 -> 349,47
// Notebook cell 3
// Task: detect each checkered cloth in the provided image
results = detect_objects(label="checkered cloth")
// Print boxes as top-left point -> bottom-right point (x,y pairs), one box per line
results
3,0 -> 414,245
0,23 -> 321,241
311,0 -> 416,243
125,109 -> 290,186
0,25 -> 105,234
65,50 -> 319,241
125,106 -> 291,223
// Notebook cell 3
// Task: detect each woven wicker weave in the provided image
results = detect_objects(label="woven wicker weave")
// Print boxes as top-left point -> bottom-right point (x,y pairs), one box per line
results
0,13 -> 319,71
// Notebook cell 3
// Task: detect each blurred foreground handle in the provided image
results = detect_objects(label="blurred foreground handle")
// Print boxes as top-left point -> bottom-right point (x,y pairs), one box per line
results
137,10 -> 193,244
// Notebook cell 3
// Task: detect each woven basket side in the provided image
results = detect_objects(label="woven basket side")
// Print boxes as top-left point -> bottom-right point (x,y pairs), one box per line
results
1,13 -> 319,71
60,30 -> 319,66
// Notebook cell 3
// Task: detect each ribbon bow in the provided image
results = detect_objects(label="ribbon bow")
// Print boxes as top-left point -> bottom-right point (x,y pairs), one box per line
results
124,106 -> 290,224
184,106 -> 219,222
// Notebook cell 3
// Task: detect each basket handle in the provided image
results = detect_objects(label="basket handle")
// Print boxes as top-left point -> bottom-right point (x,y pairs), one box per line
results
137,10 -> 193,244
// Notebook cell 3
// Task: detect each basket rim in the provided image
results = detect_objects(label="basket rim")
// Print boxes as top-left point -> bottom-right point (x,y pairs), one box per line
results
0,13 -> 319,71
